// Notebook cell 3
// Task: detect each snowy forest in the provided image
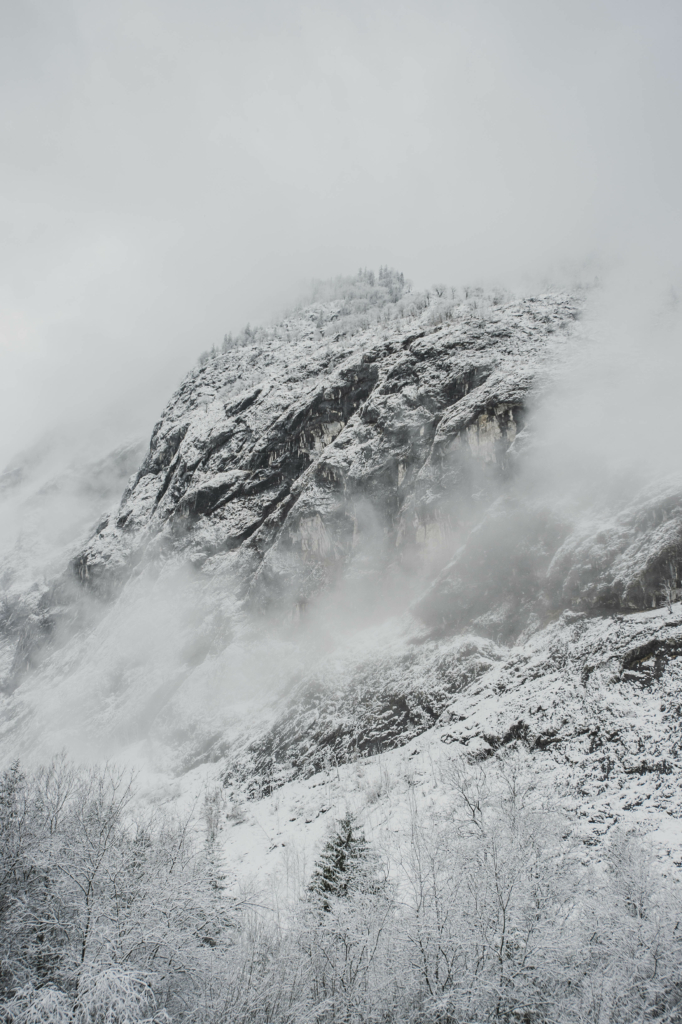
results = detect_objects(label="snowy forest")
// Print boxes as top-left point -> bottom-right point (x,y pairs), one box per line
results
2,755 -> 682,1024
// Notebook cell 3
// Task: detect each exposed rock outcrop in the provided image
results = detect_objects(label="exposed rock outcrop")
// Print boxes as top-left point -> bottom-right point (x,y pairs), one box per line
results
66,291 -> 581,616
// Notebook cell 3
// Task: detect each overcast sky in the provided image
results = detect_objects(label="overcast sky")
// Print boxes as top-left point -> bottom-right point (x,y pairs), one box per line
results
1,0 -> 681,470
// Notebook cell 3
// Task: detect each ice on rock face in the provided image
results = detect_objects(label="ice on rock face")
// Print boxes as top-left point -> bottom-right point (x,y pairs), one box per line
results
1,279 -> 682,853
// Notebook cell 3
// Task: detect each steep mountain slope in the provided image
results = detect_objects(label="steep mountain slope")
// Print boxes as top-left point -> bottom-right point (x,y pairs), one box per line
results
1,273 -> 681,858
0,438 -> 145,682
68,286 -> 578,616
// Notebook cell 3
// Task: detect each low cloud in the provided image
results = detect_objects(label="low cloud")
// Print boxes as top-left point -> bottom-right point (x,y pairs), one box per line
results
2,0 -> 681,469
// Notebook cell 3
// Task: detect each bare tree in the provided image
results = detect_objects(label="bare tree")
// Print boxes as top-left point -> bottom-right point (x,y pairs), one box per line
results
660,562 -> 679,613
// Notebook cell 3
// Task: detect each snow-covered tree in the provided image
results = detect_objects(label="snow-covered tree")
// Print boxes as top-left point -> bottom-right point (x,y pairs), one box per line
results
0,758 -> 232,1022
307,812 -> 382,912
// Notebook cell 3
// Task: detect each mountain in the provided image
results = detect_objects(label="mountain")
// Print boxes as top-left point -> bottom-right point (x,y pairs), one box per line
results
1,270 -> 681,866
0,437 -> 146,682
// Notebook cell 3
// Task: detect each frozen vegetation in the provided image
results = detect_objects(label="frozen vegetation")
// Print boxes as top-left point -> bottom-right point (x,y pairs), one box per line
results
3,754 -> 682,1023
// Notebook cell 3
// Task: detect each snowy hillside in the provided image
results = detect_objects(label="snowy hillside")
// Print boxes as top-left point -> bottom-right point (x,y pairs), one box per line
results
3,271 -> 682,1024
1,270 -> 681,859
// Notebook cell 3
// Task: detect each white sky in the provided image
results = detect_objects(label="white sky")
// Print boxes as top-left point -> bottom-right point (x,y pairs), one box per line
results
1,0 -> 681,469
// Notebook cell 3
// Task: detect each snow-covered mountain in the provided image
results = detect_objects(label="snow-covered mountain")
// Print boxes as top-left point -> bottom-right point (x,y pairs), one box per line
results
1,270 -> 681,867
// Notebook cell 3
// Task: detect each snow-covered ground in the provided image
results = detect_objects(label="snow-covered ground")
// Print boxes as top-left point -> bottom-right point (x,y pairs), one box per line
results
169,599 -> 682,903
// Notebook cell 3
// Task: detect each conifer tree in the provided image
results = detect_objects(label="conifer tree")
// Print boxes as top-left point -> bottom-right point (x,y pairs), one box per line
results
307,812 -> 380,911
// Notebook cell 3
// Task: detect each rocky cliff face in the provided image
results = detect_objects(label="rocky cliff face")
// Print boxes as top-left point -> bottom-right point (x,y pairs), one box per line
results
69,288 -> 578,617
1,274 -> 681,849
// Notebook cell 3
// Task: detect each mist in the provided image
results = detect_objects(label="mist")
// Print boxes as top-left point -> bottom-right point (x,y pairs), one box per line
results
2,0 -> 682,472
525,265 -> 682,507
2,0 -> 682,772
